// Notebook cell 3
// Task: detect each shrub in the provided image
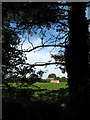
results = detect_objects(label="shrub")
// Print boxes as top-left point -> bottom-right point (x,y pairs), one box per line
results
40,79 -> 50,83
60,77 -> 68,82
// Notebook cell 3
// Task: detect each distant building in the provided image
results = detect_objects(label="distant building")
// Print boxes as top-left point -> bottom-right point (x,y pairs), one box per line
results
50,80 -> 60,83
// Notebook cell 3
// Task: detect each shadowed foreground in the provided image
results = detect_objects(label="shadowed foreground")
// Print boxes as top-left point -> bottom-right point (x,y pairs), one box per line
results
3,101 -> 69,120
2,87 -> 70,120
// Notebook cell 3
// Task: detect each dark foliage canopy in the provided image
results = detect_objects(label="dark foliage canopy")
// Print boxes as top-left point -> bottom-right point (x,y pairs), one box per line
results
2,2 -> 69,80
2,2 -> 90,82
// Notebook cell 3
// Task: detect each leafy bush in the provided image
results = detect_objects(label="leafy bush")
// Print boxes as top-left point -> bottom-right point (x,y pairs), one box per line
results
60,77 -> 68,82
40,79 -> 50,83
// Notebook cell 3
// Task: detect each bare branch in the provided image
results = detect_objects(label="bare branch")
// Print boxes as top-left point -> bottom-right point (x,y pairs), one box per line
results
25,62 -> 65,67
28,38 -> 34,48
21,39 -> 25,50
43,36 -> 53,44
50,47 -> 56,54
22,44 -> 66,52
57,21 -> 69,28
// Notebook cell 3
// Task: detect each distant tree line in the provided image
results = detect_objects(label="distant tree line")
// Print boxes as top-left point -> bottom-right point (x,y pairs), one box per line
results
40,73 -> 67,82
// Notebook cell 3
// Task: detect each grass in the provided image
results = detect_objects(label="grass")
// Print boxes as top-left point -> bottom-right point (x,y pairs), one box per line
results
5,82 -> 68,90
32,82 -> 68,90
2,81 -> 70,120
3,81 -> 69,104
28,82 -> 69,103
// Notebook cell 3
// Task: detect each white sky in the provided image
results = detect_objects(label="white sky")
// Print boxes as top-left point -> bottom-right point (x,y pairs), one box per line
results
22,37 -> 67,79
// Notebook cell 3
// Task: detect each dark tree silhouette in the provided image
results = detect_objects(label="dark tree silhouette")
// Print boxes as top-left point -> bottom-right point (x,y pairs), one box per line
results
2,2 -> 90,119
65,3 -> 90,119
2,3 -> 36,81
2,2 -> 69,79
2,20 -> 27,79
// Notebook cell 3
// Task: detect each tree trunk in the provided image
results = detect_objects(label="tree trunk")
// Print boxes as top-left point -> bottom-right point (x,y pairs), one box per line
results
65,3 -> 90,119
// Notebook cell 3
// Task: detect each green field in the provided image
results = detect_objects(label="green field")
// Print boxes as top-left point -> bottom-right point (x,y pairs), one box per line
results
3,82 -> 69,104
3,81 -> 70,120
6,82 -> 68,90
32,82 -> 68,90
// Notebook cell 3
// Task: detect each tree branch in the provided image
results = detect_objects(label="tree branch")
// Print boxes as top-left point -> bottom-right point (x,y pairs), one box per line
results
22,44 -> 66,52
25,62 -> 65,67
57,21 -> 69,28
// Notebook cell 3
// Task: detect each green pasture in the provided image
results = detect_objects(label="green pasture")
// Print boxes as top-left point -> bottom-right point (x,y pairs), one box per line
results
5,82 -> 68,90
32,82 -> 68,90
3,82 -> 69,104
3,81 -> 70,120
